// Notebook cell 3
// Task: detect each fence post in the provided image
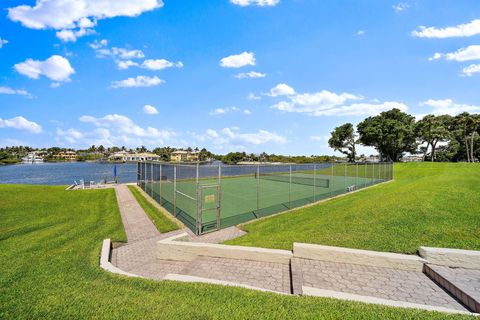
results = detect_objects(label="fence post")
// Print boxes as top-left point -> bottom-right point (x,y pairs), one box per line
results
159,164 -> 163,205
364,163 -> 367,188
313,164 -> 316,202
372,162 -> 375,185
173,166 -> 177,217
344,163 -> 347,192
217,164 -> 221,230
195,164 -> 199,235
137,162 -> 140,186
144,162 -> 147,192
289,165 -> 292,209
330,163 -> 334,197
150,162 -> 154,197
356,163 -> 358,188
256,165 -> 260,211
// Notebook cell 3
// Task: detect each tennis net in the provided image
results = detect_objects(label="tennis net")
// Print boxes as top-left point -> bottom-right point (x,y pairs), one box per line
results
256,172 -> 330,188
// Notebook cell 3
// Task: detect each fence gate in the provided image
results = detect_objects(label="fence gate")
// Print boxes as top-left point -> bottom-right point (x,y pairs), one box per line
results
198,184 -> 221,234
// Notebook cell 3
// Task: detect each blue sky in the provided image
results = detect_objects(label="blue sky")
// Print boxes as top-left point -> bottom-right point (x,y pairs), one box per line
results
1,0 -> 480,155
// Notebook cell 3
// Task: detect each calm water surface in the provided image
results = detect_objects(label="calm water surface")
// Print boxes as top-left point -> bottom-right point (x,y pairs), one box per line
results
0,162 -> 137,185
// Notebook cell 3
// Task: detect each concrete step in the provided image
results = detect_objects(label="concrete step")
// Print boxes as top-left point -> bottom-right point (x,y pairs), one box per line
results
423,264 -> 480,313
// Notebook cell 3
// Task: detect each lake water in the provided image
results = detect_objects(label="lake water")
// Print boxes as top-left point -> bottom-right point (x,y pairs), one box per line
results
0,162 -> 138,185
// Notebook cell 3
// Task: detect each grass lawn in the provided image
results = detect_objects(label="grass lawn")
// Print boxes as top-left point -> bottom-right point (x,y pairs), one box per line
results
226,163 -> 480,254
127,185 -> 179,233
0,184 -> 473,319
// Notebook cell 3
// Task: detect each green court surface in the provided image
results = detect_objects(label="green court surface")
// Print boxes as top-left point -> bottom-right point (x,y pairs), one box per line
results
143,169 -> 386,233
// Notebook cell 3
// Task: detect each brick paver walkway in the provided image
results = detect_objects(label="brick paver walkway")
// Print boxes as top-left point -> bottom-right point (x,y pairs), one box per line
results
115,185 -> 160,242
292,258 -> 468,311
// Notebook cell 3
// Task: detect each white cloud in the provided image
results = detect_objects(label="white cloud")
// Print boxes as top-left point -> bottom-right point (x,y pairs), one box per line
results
56,27 -> 95,42
141,59 -> 183,70
220,51 -> 255,68
271,88 -> 407,117
0,86 -> 30,96
356,30 -> 365,36
116,60 -> 139,70
0,116 -> 42,133
14,55 -> 75,82
392,2 -> 410,13
234,71 -> 266,79
268,83 -> 296,97
310,135 -> 329,141
56,128 -> 84,143
110,75 -> 164,88
8,0 -> 163,42
230,0 -> 279,7
90,39 -> 144,60
462,64 -> 480,76
412,19 -> 480,38
193,127 -> 286,147
247,92 -> 261,100
430,45 -> 480,62
420,99 -> 480,116
143,104 -> 158,115
209,106 -> 240,115
244,109 -> 252,115
70,113 -> 176,146
0,37 -> 8,48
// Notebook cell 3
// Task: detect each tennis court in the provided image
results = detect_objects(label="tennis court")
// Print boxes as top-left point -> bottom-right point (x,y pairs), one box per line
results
138,162 -> 393,235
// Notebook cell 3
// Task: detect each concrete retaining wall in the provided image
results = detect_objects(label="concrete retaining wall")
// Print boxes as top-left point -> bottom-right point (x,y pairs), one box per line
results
293,243 -> 426,271
419,247 -> 480,269
158,233 -> 292,265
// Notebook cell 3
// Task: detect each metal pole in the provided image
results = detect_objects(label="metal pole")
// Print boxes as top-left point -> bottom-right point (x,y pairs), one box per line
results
313,164 -> 316,202
173,166 -> 177,217
195,164 -> 199,235
159,164 -> 163,205
289,165 -> 292,208
372,162 -> 375,185
144,162 -> 147,191
150,162 -> 154,197
256,165 -> 260,211
217,164 -> 221,230
356,163 -> 358,188
364,163 -> 367,188
137,162 -> 140,186
344,163 -> 347,192
330,163 -> 334,197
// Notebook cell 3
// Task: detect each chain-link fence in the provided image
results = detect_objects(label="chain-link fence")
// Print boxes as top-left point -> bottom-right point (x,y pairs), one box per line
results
138,162 -> 393,235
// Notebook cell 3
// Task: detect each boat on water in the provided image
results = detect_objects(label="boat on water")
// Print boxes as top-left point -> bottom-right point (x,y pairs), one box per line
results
22,152 -> 44,164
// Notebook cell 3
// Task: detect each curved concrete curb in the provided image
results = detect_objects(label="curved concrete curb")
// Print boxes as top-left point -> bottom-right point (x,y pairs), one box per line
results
100,239 -> 142,278
163,274 -> 286,294
302,287 -> 478,316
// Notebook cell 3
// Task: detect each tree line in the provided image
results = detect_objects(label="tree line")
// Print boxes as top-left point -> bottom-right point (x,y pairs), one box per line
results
328,108 -> 480,162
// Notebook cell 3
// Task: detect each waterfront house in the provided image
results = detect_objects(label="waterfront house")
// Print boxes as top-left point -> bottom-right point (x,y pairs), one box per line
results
109,151 -> 161,162
171,150 -> 199,162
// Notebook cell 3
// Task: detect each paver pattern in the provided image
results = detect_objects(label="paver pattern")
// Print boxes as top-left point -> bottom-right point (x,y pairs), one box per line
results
292,258 -> 468,311
179,256 -> 291,293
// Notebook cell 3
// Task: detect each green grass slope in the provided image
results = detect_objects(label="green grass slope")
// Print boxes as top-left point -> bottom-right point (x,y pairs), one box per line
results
128,185 -> 179,233
0,184 -> 473,319
227,163 -> 480,253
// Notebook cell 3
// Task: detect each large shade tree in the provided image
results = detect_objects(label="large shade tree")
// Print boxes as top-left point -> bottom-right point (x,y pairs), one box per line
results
415,114 -> 452,161
357,108 -> 417,161
328,123 -> 357,162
